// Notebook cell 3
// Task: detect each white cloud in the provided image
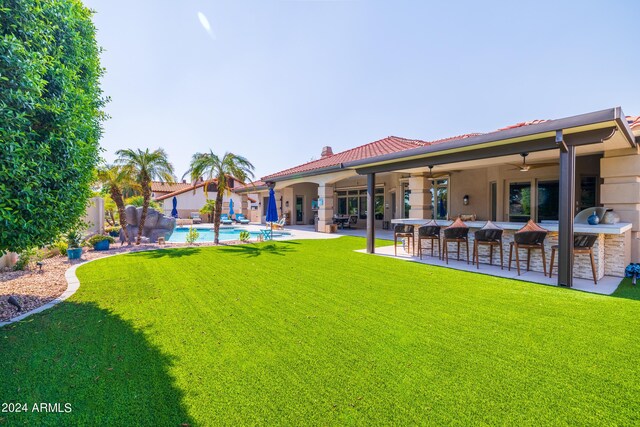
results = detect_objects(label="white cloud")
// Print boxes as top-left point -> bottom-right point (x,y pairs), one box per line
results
197,12 -> 216,40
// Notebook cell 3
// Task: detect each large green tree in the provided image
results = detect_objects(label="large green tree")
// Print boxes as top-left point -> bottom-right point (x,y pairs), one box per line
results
185,151 -> 254,244
115,148 -> 174,245
0,0 -> 106,252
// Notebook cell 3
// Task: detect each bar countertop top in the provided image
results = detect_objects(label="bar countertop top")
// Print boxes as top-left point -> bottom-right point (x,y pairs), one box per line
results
390,219 -> 632,235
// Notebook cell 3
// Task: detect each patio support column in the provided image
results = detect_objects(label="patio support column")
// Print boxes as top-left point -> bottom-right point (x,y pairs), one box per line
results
408,173 -> 432,219
367,173 -> 376,254
317,184 -> 335,233
557,130 -> 575,287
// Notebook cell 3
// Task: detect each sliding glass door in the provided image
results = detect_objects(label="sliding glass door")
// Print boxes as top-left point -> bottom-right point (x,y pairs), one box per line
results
537,180 -> 559,221
509,182 -> 531,223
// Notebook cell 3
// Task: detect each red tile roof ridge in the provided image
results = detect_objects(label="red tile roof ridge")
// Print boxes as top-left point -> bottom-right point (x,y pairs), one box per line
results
261,136 -> 428,180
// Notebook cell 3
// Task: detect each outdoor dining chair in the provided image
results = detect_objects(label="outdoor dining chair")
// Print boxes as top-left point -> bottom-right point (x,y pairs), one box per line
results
417,221 -> 441,260
394,224 -> 415,256
549,234 -> 598,284
442,218 -> 470,265
508,220 -> 548,276
473,221 -> 503,269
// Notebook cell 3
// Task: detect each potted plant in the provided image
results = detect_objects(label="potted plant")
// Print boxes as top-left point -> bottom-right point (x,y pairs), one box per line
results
66,229 -> 84,260
105,225 -> 121,238
87,234 -> 115,251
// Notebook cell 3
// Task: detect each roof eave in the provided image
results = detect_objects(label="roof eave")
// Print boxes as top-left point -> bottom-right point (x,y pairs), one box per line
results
343,107 -> 635,170
261,164 -> 344,183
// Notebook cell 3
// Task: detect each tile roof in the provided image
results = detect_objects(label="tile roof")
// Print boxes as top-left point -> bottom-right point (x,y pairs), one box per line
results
262,136 -> 429,180
150,181 -> 193,193
155,182 -> 208,201
233,180 -> 268,192
260,115 -> 639,181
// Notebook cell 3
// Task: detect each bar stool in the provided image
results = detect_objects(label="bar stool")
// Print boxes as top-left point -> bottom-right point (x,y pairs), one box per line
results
509,220 -> 548,276
549,234 -> 598,284
417,221 -> 441,260
473,221 -> 503,269
394,224 -> 415,256
442,218 -> 469,264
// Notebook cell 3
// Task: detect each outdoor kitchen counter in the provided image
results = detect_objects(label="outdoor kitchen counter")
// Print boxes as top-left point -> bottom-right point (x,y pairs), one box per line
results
390,219 -> 632,279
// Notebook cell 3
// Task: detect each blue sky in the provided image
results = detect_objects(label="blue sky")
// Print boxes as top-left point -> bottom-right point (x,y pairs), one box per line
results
84,0 -> 640,180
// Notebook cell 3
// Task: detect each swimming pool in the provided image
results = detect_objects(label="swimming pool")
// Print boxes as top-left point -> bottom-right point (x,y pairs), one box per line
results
167,227 -> 289,243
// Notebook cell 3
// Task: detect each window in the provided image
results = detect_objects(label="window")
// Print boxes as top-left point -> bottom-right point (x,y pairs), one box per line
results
579,176 -> 598,211
430,179 -> 448,220
404,185 -> 411,218
336,187 -> 384,220
509,182 -> 531,223
374,188 -> 384,220
490,182 -> 497,221
537,180 -> 559,221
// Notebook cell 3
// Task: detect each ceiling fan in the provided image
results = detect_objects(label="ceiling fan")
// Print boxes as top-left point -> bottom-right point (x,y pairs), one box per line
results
427,165 -> 449,181
508,153 -> 557,172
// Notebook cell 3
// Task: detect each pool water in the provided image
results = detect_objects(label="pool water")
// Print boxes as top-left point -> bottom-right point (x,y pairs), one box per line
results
168,227 -> 288,243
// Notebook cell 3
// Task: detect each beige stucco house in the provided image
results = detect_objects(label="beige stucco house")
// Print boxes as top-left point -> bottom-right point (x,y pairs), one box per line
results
153,179 -> 245,220
235,107 -> 640,287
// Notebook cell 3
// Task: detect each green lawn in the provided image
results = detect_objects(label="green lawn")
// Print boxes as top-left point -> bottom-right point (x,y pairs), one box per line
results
2,237 -> 640,426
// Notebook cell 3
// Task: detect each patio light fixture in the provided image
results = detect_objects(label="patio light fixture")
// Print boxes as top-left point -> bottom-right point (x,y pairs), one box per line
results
463,195 -> 469,206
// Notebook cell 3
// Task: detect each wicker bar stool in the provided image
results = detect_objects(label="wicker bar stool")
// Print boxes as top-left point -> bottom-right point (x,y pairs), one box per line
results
442,218 -> 469,264
549,234 -> 598,284
508,220 -> 548,276
394,224 -> 415,256
473,221 -> 503,269
417,221 -> 441,260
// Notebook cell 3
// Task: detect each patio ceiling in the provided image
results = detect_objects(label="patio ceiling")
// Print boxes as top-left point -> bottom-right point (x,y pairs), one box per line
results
344,107 -> 636,175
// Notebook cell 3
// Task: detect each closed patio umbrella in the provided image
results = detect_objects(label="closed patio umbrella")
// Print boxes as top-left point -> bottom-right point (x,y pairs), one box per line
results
228,198 -> 234,219
266,187 -> 278,239
171,196 -> 178,218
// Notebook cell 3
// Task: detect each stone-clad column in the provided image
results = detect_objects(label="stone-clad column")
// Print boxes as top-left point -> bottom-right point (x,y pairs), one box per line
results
408,174 -> 432,219
241,194 -> 249,217
600,147 -> 640,262
317,184 -> 335,232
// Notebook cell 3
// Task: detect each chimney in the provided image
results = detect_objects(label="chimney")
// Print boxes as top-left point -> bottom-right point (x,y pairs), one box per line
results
321,146 -> 333,158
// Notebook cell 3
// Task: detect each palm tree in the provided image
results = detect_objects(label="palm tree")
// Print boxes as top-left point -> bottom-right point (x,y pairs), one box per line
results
115,148 -> 175,244
184,151 -> 254,244
96,164 -> 138,243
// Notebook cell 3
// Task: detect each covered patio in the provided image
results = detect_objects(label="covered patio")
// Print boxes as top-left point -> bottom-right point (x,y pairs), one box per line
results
345,108 -> 637,288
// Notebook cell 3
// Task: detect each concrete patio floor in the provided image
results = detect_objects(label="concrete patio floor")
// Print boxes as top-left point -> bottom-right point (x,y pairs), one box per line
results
356,244 -> 622,295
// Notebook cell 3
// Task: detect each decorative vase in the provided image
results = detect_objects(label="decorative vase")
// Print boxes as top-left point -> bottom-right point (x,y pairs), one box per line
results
67,248 -> 83,260
602,210 -> 620,224
587,212 -> 600,225
93,240 -> 110,251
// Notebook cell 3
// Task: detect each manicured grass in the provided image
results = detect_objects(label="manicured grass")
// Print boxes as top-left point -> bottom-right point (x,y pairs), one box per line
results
2,237 -> 640,425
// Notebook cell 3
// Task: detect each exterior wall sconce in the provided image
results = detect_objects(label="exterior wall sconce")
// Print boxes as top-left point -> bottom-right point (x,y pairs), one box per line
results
463,195 -> 470,206
285,201 -> 289,208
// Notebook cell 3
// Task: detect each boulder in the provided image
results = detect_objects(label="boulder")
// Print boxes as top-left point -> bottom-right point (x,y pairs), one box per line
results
120,205 -> 175,243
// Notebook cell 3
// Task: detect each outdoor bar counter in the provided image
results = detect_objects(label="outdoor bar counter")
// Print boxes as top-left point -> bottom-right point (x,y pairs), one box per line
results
391,219 -> 632,280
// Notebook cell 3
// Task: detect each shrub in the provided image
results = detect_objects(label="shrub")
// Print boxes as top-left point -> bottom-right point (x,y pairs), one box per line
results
185,227 -> 200,245
239,231 -> 251,242
86,235 -> 115,246
0,0 -> 106,253
125,196 -> 160,210
66,230 -> 83,249
53,240 -> 68,256
13,247 -> 43,271
105,225 -> 121,235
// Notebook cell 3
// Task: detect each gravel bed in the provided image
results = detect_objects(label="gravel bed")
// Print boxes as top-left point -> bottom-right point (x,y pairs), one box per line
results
0,240 -> 244,322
